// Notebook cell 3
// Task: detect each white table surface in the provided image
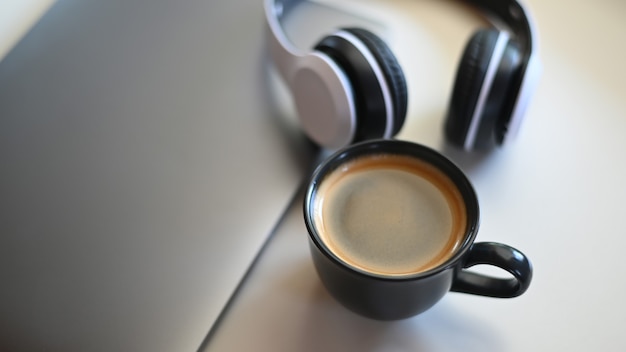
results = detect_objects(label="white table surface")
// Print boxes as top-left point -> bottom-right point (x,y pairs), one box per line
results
3,1 -> 625,351
0,0 -> 54,60
205,1 -> 626,351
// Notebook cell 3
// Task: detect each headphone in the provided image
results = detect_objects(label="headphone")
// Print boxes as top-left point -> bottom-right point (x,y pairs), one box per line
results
264,0 -> 541,151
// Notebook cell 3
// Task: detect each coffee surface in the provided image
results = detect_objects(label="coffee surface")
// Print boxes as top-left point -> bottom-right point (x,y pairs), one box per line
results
313,154 -> 466,276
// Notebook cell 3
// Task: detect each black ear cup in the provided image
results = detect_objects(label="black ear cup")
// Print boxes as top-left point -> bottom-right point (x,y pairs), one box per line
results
446,29 -> 523,150
314,28 -> 408,143
344,28 -> 408,136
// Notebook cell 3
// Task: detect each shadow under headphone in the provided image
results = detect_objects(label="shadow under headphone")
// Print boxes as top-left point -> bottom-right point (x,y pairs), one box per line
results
265,0 -> 540,151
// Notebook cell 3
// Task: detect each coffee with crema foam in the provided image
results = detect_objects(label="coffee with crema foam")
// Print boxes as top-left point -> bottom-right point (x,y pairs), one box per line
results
312,153 -> 467,276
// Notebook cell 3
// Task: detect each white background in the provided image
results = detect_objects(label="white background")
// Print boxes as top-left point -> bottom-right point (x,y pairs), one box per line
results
208,1 -> 626,351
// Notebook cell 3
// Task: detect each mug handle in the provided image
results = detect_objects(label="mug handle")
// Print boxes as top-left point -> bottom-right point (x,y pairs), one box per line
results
451,242 -> 533,298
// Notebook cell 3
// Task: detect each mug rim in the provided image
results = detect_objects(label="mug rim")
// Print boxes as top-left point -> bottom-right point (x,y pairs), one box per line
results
303,139 -> 480,282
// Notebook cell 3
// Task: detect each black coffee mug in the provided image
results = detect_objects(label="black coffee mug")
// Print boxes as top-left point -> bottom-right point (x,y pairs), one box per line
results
303,139 -> 532,320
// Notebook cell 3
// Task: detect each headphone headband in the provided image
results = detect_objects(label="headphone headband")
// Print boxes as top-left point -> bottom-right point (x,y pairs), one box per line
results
265,0 -> 538,62
265,0 -> 541,148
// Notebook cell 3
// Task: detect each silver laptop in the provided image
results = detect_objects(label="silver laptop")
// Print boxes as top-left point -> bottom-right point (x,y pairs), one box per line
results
0,0 -> 320,351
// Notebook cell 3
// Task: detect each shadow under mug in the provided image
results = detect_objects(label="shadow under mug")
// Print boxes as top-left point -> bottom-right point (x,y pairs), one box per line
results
303,139 -> 532,320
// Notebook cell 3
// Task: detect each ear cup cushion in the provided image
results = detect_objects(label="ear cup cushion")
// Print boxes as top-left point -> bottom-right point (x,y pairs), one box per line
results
343,28 -> 408,136
445,29 -> 498,148
476,40 -> 522,148
314,28 -> 407,142
315,33 -> 386,142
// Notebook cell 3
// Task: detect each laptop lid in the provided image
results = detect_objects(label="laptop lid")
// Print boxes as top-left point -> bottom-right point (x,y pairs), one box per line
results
0,0 -> 316,350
